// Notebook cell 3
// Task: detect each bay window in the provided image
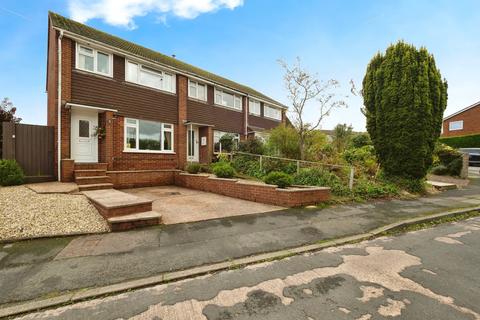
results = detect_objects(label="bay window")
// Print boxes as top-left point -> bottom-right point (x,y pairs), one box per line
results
188,80 -> 207,101
124,118 -> 174,153
76,44 -> 112,77
249,99 -> 261,116
126,61 -> 176,93
264,105 -> 282,121
214,88 -> 242,110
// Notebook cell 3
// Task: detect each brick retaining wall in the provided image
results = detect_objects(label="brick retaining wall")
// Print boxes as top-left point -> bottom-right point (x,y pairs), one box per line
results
107,170 -> 178,189
174,173 -> 330,207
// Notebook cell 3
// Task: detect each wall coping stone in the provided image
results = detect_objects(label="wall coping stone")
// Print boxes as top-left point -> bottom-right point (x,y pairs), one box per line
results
107,169 -> 180,174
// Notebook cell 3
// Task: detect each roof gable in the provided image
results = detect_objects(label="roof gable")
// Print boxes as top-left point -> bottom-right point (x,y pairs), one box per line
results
49,11 -> 286,109
444,101 -> 480,121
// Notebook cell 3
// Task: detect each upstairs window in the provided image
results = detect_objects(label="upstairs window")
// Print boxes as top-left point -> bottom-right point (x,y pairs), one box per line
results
449,120 -> 464,131
264,105 -> 282,121
76,44 -> 112,77
124,118 -> 174,153
126,61 -> 176,94
188,80 -> 207,101
214,88 -> 242,110
249,99 -> 261,116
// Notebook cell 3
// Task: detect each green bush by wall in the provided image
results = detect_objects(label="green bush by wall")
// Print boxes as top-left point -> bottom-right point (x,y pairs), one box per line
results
0,159 -> 25,186
439,134 -> 480,148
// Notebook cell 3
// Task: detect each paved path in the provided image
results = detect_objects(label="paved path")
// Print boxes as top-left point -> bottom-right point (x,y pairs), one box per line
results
1,180 -> 480,307
13,216 -> 480,319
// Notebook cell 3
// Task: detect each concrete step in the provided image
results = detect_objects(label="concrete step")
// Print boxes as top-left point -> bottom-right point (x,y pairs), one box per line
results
75,169 -> 107,178
75,176 -> 110,185
74,163 -> 108,171
426,180 -> 458,191
78,183 -> 114,191
82,189 -> 153,218
108,211 -> 162,231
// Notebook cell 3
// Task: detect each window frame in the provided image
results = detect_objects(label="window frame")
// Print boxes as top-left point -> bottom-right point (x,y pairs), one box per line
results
75,43 -> 113,77
123,118 -> 175,154
214,88 -> 243,111
213,130 -> 240,152
188,79 -> 208,102
125,60 -> 176,94
448,120 -> 464,131
263,105 -> 282,121
249,99 -> 261,116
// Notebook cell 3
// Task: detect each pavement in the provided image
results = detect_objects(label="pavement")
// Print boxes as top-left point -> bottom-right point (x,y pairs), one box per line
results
124,186 -> 284,225
12,216 -> 480,319
1,179 -> 480,309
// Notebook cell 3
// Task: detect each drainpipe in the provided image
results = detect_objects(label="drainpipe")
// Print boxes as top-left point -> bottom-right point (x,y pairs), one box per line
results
57,30 -> 64,181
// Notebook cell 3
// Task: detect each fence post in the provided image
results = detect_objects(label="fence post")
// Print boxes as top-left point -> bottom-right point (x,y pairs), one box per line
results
297,160 -> 300,173
349,166 -> 354,190
259,155 -> 263,170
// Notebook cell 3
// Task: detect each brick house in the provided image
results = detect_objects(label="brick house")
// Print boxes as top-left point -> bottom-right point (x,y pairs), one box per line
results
442,101 -> 480,138
46,12 -> 287,186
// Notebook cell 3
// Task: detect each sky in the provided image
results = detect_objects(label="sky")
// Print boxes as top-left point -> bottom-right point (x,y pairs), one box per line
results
0,0 -> 479,131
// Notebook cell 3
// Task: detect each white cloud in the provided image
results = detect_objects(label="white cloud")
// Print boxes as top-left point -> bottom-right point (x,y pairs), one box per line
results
68,0 -> 244,29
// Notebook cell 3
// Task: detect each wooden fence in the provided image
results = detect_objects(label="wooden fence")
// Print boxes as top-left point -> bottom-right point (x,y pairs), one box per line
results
2,122 -> 55,182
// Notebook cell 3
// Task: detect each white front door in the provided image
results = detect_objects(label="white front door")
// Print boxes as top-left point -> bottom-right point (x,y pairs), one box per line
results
187,126 -> 199,162
71,109 -> 98,163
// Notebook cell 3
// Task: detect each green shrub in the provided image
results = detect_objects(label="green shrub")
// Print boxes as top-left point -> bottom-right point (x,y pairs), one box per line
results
264,171 -> 293,188
199,164 -> 212,173
293,167 -> 350,196
185,163 -> 201,174
239,137 -> 265,155
0,159 -> 25,186
447,158 -> 463,176
431,165 -> 449,175
343,145 -> 376,165
350,133 -> 372,148
217,134 -> 235,152
439,134 -> 480,148
353,179 -> 398,199
231,155 -> 263,178
263,158 -> 297,175
212,162 -> 236,178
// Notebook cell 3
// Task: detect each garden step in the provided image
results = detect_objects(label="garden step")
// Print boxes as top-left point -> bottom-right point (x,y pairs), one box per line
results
426,180 -> 457,191
82,189 -> 153,218
75,176 -> 110,185
78,183 -> 114,191
108,211 -> 162,231
75,169 -> 107,178
74,163 -> 108,171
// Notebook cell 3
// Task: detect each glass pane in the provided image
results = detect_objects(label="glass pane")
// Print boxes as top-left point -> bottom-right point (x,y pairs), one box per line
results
126,118 -> 136,125
139,120 -> 161,150
79,120 -> 89,138
234,96 -> 242,109
163,73 -> 172,91
79,46 -> 93,55
223,92 -> 234,107
198,84 -> 205,100
79,53 -> 94,71
189,84 -> 197,97
126,127 -> 137,149
163,124 -> 172,129
140,69 -> 162,89
97,52 -> 109,74
215,92 -> 222,104
126,62 -> 138,82
164,131 -> 172,151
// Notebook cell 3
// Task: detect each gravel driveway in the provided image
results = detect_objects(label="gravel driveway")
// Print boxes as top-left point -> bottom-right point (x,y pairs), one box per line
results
0,186 -> 109,242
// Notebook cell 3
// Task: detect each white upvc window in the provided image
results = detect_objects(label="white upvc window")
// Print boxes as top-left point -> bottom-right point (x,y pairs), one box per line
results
213,130 -> 240,152
449,120 -> 464,131
188,80 -> 207,101
125,60 -> 176,94
264,105 -> 282,121
214,88 -> 242,110
249,99 -> 261,116
76,44 -> 113,77
124,118 -> 174,153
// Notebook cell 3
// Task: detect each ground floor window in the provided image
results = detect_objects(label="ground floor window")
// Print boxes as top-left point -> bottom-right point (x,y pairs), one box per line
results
125,118 -> 174,152
214,130 -> 240,152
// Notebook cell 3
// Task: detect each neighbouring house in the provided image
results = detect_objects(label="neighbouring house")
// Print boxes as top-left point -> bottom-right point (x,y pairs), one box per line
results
442,101 -> 480,138
46,12 -> 287,187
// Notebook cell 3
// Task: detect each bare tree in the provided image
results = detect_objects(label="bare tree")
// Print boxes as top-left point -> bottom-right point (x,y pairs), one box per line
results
278,58 -> 348,160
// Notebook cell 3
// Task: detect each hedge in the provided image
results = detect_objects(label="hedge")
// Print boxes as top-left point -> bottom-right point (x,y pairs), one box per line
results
439,134 -> 480,148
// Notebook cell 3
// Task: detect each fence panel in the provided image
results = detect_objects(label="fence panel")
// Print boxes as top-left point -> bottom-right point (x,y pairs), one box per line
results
2,122 -> 55,182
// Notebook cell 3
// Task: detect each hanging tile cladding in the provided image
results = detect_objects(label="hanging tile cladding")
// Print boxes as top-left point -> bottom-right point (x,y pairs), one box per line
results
69,41 -> 178,124
187,85 -> 244,133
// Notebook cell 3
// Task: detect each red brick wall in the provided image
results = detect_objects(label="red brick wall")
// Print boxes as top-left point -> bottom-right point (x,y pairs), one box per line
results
60,159 -> 74,182
174,173 -> 330,207
177,75 -> 188,169
199,126 -> 213,163
442,104 -> 480,137
107,170 -> 177,188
